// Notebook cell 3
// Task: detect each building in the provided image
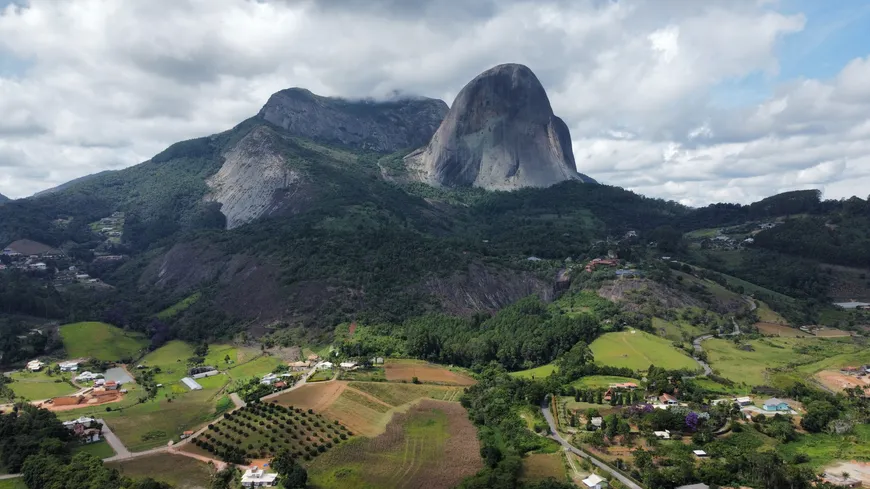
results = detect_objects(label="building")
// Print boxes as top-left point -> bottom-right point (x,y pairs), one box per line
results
762,398 -> 790,412
288,361 -> 311,371
63,417 -> 101,444
585,258 -> 620,273
660,393 -> 678,406
181,377 -> 203,391
822,473 -> 862,488
76,371 -> 102,382
582,474 -> 608,489
180,431 -> 194,440
192,370 -> 219,380
676,484 -> 710,489
316,361 -> 333,370
653,430 -> 671,439
26,359 -> 45,371
59,361 -> 80,372
692,450 -> 708,458
261,373 -> 278,385
834,301 -> 870,310
370,357 -> 385,365
104,380 -> 120,391
339,361 -> 358,370
240,467 -> 278,487
735,397 -> 752,406
590,417 -> 603,429
273,381 -> 287,389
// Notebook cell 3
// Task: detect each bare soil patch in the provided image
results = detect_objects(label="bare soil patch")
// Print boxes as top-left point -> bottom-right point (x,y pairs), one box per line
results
272,381 -> 347,412
813,328 -> 854,338
815,370 -> 870,393
756,322 -> 806,337
825,461 -> 870,486
384,360 -> 476,386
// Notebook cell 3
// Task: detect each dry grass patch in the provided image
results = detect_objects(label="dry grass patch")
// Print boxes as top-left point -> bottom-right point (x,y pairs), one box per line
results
756,323 -> 805,337
348,382 -> 464,406
308,400 -> 482,489
521,453 -> 566,482
108,453 -> 214,489
273,381 -> 347,412
384,360 -> 476,386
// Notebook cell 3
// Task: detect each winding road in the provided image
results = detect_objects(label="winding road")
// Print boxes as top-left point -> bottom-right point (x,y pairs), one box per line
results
541,397 -> 643,489
689,295 -> 751,377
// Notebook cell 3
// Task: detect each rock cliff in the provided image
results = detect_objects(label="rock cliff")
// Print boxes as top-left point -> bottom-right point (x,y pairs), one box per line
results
258,88 -> 448,153
405,63 -> 595,189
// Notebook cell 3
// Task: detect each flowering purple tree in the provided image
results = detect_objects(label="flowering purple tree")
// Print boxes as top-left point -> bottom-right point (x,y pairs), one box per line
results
685,411 -> 700,431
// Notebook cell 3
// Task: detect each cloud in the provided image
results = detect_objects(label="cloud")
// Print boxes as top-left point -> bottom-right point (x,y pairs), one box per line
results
0,0 -> 867,207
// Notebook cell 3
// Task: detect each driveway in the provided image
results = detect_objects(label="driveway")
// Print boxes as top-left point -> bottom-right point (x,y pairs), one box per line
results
541,397 -> 643,489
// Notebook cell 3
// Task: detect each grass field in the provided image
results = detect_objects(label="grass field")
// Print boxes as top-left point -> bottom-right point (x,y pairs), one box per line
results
0,479 -> 26,489
7,371 -> 78,400
756,300 -> 788,324
590,331 -> 699,371
226,355 -> 284,381
109,453 -> 215,489
704,337 -> 861,386
60,322 -> 147,361
510,363 -> 557,379
186,402 -> 349,463
72,440 -> 115,459
384,359 -> 475,386
156,292 -> 202,319
571,375 -> 640,390
521,453 -> 567,483
651,316 -> 705,344
778,425 -> 870,468
756,323 -> 805,337
308,400 -> 482,489
309,369 -> 335,382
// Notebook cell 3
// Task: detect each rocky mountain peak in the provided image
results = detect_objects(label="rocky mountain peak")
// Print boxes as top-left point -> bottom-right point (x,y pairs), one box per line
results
258,88 -> 448,153
404,63 -> 595,190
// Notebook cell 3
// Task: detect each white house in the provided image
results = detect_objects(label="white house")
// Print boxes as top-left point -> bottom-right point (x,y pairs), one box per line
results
582,474 -> 608,489
59,361 -> 80,372
30,262 -> 48,271
62,416 -> 97,428
26,359 -> 45,371
316,361 -> 334,371
261,373 -> 278,385
339,361 -> 357,370
653,430 -> 671,439
240,467 -> 278,487
734,397 -> 752,406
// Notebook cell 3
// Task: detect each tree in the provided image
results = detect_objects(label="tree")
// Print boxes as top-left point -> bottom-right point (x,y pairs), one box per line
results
801,400 -> 839,433
272,449 -> 307,489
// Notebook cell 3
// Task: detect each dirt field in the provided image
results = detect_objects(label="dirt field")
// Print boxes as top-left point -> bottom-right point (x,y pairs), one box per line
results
756,322 -> 806,337
273,381 -> 348,412
815,370 -> 870,393
825,461 -> 870,486
307,400 -> 482,489
384,360 -> 476,386
521,453 -> 566,482
813,328 -> 854,338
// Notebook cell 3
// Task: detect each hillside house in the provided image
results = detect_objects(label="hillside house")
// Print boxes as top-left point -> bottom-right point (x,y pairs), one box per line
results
241,467 -> 278,487
582,474 -> 608,489
762,398 -> 790,412
585,258 -> 620,273
26,359 -> 45,371
660,393 -> 678,406
288,361 -> 311,371
63,417 -> 101,444
59,361 -> 80,372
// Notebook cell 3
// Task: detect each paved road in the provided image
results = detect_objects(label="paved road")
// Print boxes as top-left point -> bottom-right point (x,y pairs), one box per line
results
230,392 -> 246,409
98,418 -> 134,460
541,397 -> 643,489
690,335 -> 714,376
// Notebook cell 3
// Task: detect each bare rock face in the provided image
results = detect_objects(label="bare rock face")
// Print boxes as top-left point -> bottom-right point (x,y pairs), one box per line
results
258,88 -> 448,153
405,63 -> 595,189
205,126 -> 303,230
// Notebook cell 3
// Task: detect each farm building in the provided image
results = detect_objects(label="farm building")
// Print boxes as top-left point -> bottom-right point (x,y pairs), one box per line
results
59,361 -> 80,372
582,474 -> 608,489
192,370 -> 220,380
241,467 -> 278,487
316,361 -> 333,370
762,398 -> 790,412
189,366 -> 216,376
26,359 -> 45,371
339,361 -> 358,370
181,377 -> 203,391
288,361 -> 311,371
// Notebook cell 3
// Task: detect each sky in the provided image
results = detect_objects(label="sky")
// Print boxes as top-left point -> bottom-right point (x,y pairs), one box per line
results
1,0 -> 870,206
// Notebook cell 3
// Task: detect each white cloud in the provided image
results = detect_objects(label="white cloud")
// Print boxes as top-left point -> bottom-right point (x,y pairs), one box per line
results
0,0 -> 866,208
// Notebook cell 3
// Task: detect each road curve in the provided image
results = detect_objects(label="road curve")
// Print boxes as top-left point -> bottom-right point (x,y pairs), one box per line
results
541,397 -> 644,489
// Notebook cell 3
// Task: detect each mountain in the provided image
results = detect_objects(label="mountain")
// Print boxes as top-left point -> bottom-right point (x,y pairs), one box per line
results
32,171 -> 114,197
0,193 -> 8,203
404,63 -> 595,190
258,88 -> 448,152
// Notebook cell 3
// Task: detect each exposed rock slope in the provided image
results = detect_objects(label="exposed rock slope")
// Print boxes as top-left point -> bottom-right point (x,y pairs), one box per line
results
405,63 -> 595,189
258,88 -> 448,152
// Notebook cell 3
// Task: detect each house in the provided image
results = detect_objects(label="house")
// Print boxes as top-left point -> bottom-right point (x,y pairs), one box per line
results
63,417 -> 101,444
316,361 -> 333,370
735,397 -> 752,406
659,393 -> 678,406
603,389 -> 614,402
288,361 -> 311,371
75,371 -> 102,382
582,474 -> 608,489
339,361 -> 358,370
181,377 -> 203,391
372,356 -> 385,365
261,373 -> 278,385
30,262 -> 48,271
762,398 -> 790,412
180,431 -> 194,440
676,484 -> 710,489
104,380 -> 119,391
94,378 -> 106,387
692,450 -> 708,458
59,361 -> 80,372
240,467 -> 278,487
590,417 -> 603,429
26,359 -> 45,371
273,381 -> 287,389
653,430 -> 671,439
822,473 -> 862,488
585,258 -> 620,272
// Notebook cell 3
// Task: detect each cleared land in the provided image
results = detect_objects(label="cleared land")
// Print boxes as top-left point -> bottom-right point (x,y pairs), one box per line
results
510,363 -> 557,379
156,292 -> 202,319
185,402 -> 349,463
779,425 -> 870,468
756,301 -> 788,324
521,453 -> 567,483
60,322 -> 147,361
384,360 -> 475,386
109,453 -> 215,489
7,371 -> 78,400
572,375 -> 640,390
815,370 -> 870,393
652,316 -> 705,343
590,331 -> 699,371
308,400 -> 482,489
756,322 -> 805,337
225,355 -> 284,380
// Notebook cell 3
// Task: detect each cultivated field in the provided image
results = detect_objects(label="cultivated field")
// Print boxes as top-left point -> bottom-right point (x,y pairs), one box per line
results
384,359 -> 475,386
185,402 -> 349,463
7,371 -> 78,400
590,331 -> 699,371
510,363 -> 557,379
521,453 -> 567,483
756,322 -> 805,337
109,453 -> 215,489
572,375 -> 640,390
273,381 -> 465,437
308,400 -> 482,489
59,322 -> 147,361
